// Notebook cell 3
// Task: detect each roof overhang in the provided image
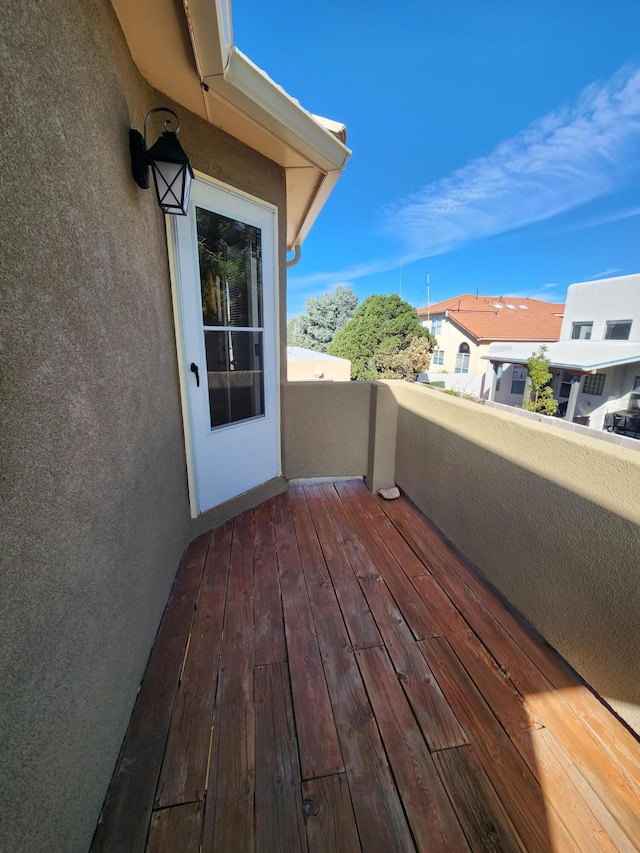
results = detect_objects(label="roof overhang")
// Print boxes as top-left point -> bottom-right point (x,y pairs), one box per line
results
483,341 -> 640,372
110,0 -> 351,250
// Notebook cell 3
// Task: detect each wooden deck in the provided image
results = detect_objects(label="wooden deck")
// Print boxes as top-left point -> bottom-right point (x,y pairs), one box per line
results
91,480 -> 640,852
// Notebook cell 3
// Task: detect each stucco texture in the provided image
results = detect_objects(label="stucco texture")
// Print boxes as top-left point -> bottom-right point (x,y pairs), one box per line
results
282,381 -> 371,478
387,382 -> 640,732
0,1 -> 286,850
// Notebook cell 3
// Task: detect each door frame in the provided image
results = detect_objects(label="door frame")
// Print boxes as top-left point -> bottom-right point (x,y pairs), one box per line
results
166,170 -> 281,518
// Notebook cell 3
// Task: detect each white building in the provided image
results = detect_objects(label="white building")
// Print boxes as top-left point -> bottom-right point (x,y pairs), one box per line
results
485,273 -> 640,431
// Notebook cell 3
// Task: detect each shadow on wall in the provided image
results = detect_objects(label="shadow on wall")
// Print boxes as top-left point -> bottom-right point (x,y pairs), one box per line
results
393,393 -> 640,731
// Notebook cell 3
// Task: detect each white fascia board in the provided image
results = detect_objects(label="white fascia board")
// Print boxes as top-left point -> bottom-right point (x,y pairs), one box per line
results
203,47 -> 351,173
290,168 -> 343,248
183,0 -> 233,77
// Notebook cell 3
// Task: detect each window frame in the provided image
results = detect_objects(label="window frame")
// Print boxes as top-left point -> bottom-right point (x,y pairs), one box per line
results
455,342 -> 470,374
571,321 -> 593,340
510,365 -> 527,396
604,320 -> 632,341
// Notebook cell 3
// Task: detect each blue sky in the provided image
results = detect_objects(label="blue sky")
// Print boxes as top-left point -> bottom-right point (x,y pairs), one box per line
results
233,1 -> 640,318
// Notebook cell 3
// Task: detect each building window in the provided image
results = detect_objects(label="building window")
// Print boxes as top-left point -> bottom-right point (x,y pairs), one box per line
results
571,322 -> 593,340
432,349 -> 444,365
559,370 -> 577,398
431,317 -> 443,335
455,342 -> 470,374
510,366 -> 527,395
604,320 -> 632,340
582,372 -> 606,396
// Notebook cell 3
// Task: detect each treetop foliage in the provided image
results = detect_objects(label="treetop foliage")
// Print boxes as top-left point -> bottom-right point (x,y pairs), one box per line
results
328,293 -> 435,381
523,345 -> 558,416
288,286 -> 359,352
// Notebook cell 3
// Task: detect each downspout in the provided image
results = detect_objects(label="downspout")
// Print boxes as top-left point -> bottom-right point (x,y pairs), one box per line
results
286,246 -> 301,268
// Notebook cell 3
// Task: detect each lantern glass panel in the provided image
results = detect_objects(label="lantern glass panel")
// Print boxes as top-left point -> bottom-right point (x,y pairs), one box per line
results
152,160 -> 192,215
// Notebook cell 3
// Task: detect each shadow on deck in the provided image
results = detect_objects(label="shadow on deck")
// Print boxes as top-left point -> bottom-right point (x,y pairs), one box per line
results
91,480 -> 640,852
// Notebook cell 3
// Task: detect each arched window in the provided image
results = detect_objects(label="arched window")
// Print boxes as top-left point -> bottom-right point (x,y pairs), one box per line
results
455,342 -> 470,374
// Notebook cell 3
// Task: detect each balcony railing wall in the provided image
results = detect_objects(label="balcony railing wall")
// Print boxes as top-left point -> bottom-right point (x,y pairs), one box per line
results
284,379 -> 640,734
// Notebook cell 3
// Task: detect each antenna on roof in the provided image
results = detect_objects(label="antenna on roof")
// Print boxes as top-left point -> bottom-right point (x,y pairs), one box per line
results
426,272 -> 430,322
476,288 -> 479,298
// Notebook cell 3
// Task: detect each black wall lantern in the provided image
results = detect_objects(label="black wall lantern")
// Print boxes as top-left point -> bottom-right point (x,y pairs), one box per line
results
129,108 -> 194,216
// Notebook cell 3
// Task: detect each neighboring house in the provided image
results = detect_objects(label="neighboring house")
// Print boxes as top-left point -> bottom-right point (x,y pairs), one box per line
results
486,273 -> 640,431
417,294 -> 564,376
287,346 -> 351,381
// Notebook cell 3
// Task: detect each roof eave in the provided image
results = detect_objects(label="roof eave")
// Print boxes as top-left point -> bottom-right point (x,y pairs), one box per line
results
482,353 -> 640,371
110,0 -> 351,250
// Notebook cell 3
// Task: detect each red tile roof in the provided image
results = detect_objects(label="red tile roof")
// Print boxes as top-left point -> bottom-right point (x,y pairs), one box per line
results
417,294 -> 564,342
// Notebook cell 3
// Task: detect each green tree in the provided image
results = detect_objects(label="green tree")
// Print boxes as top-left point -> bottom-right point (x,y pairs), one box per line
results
286,318 -> 299,345
523,346 -> 558,415
328,294 -> 435,380
288,286 -> 359,352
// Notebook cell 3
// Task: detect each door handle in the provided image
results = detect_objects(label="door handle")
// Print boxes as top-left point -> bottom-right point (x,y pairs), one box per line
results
190,362 -> 200,387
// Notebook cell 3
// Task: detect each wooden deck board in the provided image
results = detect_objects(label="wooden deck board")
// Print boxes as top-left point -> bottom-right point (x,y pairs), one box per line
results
254,546 -> 287,666
345,537 -> 468,751
289,488 -> 414,852
146,802 -> 203,853
302,774 -> 361,853
93,484 -> 640,853
254,661 -> 307,853
201,510 -> 256,852
355,645 -> 470,852
421,637 -> 579,853
155,522 -> 232,807
273,493 -> 344,780
432,744 -> 524,853
304,486 -> 383,650
379,490 -> 640,779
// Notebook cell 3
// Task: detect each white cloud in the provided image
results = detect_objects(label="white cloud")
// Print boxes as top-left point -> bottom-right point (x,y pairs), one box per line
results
386,64 -> 640,258
290,63 -> 640,289
582,266 -> 624,280
288,259 -> 397,289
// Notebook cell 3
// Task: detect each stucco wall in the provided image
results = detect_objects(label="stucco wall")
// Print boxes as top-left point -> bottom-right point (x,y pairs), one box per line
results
386,381 -> 640,732
560,274 -> 640,341
423,317 -> 488,374
282,382 -> 371,478
287,350 -> 351,382
0,1 -> 286,850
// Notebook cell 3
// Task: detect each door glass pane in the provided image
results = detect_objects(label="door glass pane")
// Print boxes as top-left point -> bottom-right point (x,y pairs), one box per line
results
197,208 -> 262,328
204,330 -> 265,428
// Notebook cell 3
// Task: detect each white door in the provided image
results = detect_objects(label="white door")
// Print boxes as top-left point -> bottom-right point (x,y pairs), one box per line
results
171,176 -> 280,514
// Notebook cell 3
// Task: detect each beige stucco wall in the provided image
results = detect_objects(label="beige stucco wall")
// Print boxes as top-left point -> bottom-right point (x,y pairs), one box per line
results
424,317 -> 488,374
386,381 -> 640,732
282,382 -> 371,478
0,1 -> 287,850
287,356 -> 351,381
